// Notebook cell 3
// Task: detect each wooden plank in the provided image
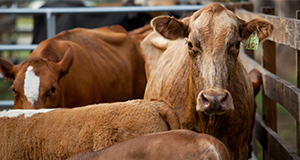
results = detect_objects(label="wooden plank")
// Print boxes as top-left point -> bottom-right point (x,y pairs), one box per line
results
261,8 -> 276,160
239,50 -> 300,122
224,2 -> 253,11
235,8 -> 300,51
262,7 -> 277,131
254,113 -> 300,160
296,9 -> 300,157
245,49 -> 254,59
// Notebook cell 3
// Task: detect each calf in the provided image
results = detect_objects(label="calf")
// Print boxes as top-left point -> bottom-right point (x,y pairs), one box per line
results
0,25 -> 147,109
68,129 -> 230,160
0,99 -> 180,159
141,3 -> 273,159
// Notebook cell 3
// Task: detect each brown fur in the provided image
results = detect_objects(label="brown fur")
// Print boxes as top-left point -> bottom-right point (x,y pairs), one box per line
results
0,113 -> 43,160
128,24 -> 153,46
142,3 -> 273,160
0,99 -> 180,160
68,129 -> 230,160
0,25 -> 147,109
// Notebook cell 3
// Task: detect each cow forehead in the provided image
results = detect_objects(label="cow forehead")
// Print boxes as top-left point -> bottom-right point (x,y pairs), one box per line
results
189,9 -> 239,53
24,66 -> 40,107
192,10 -> 238,33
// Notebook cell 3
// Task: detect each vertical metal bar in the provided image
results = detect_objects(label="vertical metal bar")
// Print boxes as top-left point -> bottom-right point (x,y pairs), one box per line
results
262,7 -> 276,160
296,10 -> 300,157
46,10 -> 56,39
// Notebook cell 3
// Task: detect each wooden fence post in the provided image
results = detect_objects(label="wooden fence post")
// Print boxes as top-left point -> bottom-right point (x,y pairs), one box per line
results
262,7 -> 277,160
296,10 -> 300,157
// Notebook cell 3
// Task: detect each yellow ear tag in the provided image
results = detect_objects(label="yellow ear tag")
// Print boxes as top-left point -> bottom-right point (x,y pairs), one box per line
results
245,30 -> 259,50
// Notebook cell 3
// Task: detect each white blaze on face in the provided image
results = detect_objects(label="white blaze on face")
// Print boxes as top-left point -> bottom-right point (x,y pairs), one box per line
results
24,66 -> 40,106
0,109 -> 55,118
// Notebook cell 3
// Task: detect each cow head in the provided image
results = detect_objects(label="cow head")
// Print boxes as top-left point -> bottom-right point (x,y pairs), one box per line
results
0,45 -> 73,109
151,3 -> 273,115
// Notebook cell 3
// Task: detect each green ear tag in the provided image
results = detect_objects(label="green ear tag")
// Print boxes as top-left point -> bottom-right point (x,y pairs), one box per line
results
245,30 -> 259,50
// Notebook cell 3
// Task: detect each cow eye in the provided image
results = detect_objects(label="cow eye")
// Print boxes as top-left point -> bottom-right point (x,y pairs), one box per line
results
236,41 -> 240,49
11,88 -> 19,97
12,88 -> 17,94
187,41 -> 193,50
50,87 -> 56,93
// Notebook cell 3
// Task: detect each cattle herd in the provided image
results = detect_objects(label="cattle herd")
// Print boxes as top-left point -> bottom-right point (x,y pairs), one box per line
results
0,3 -> 273,160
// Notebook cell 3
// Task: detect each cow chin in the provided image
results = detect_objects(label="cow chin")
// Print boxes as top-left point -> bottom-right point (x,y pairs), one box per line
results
196,88 -> 234,115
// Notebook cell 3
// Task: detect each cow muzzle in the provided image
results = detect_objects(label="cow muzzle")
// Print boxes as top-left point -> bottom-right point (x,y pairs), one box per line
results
196,89 -> 234,115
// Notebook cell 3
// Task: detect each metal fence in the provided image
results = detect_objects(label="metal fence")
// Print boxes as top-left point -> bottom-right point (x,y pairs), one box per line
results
0,4 -> 206,108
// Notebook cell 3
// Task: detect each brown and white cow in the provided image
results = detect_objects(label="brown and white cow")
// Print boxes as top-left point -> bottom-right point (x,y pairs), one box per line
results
0,99 -> 180,159
141,3 -> 273,159
68,129 -> 230,160
0,25 -> 147,109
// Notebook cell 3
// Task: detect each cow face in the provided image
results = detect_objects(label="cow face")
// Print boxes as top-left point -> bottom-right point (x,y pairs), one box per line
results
151,3 -> 273,115
0,45 -> 73,109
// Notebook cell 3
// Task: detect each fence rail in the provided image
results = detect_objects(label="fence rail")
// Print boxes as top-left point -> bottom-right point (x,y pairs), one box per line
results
0,44 -> 37,51
0,5 -> 206,41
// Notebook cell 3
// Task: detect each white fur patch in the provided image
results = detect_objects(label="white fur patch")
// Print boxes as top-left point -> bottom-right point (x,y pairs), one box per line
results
0,109 -> 55,118
209,145 -> 221,160
0,72 -> 3,78
24,66 -> 40,106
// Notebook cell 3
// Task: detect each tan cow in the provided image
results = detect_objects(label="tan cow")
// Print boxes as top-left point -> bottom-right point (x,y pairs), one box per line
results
0,99 -> 180,159
68,129 -> 230,160
0,25 -> 147,109
141,3 -> 273,159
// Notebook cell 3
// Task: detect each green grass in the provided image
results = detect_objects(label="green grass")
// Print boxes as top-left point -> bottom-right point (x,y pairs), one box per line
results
1,50 -> 31,59
0,79 -> 13,100
15,16 -> 33,26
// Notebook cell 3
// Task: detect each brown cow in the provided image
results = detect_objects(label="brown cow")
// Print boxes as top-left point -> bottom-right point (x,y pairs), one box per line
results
0,25 -> 147,109
68,129 -> 230,160
0,99 -> 180,159
141,3 -> 273,159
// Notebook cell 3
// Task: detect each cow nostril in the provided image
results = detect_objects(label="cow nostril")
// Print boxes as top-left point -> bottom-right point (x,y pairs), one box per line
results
221,93 -> 228,106
201,94 -> 210,106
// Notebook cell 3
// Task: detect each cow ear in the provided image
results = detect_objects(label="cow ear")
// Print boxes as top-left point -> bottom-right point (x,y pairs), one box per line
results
0,58 -> 17,80
249,68 -> 262,97
240,18 -> 274,42
57,45 -> 74,79
151,15 -> 189,40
